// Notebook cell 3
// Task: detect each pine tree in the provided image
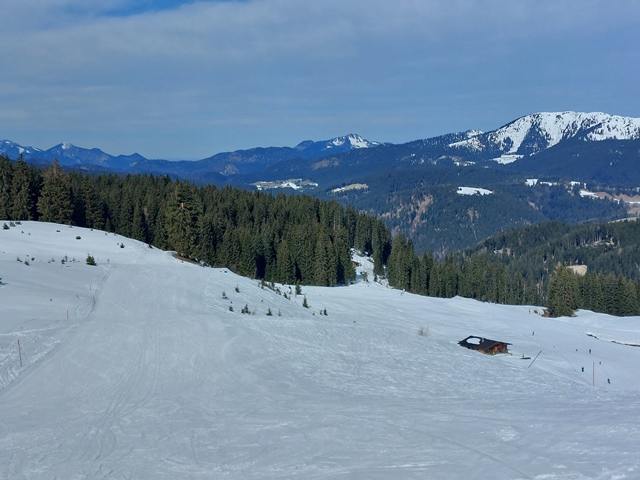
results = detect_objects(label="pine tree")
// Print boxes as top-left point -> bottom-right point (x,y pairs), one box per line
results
37,159 -> 73,224
0,155 -> 13,219
276,239 -> 296,284
9,157 -> 37,220
313,230 -> 333,286
546,265 -> 579,317
131,201 -> 148,243
165,182 -> 202,258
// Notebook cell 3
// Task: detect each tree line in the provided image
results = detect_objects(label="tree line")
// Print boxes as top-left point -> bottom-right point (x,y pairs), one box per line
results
1,154 -> 638,316
0,156 -> 392,286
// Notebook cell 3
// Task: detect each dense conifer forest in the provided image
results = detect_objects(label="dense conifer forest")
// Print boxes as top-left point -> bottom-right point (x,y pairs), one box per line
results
326,167 -> 627,255
1,154 -> 639,316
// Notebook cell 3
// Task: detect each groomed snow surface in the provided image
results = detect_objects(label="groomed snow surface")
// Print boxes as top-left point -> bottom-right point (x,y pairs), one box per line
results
1,222 -> 640,479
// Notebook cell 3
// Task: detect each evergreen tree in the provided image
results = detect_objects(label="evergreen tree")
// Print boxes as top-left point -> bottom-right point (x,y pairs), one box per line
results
131,200 -> 148,243
9,157 -> 37,220
276,239 -> 296,284
37,159 -> 73,224
165,181 -> 201,258
0,155 -> 13,219
77,175 -> 103,229
546,265 -> 579,317
313,230 -> 333,286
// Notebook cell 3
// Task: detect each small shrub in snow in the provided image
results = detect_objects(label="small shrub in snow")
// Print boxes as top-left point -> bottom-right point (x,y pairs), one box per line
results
302,296 -> 309,308
235,285 -> 240,293
417,326 -> 430,337
266,308 -> 273,316
86,255 -> 97,266
75,236 -> 81,240
229,306 -> 234,312
2,223 -> 8,230
241,304 -> 250,314
222,291 -> 228,300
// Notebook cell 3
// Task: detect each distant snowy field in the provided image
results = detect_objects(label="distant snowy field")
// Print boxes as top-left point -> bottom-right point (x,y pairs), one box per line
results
1,221 -> 640,479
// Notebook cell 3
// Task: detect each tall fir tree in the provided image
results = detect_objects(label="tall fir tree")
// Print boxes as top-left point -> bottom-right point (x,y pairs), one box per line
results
546,265 -> 579,317
37,159 -> 73,224
9,157 -> 37,220
165,181 -> 202,258
0,155 -> 13,219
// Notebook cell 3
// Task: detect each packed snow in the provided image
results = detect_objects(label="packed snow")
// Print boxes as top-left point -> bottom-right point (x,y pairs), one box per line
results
491,154 -> 523,165
457,186 -> 493,196
1,221 -> 640,479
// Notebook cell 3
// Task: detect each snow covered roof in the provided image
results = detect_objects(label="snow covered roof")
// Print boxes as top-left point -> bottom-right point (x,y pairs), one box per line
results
459,336 -> 511,353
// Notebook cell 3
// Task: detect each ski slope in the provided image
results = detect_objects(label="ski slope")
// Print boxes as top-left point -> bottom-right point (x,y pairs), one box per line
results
1,221 -> 640,479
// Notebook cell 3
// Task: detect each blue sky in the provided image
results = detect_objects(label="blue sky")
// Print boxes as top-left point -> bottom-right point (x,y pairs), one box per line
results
1,0 -> 639,159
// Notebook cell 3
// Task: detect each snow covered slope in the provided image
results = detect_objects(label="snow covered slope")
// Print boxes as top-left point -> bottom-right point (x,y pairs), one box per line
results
1,221 -> 640,479
449,111 -> 640,163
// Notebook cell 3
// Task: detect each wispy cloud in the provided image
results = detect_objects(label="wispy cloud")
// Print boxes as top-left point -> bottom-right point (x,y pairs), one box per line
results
1,0 -> 639,158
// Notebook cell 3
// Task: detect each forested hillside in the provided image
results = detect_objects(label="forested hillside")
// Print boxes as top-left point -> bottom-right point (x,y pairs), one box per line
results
325,167 -> 627,255
0,156 -> 392,286
1,155 -> 638,316
460,220 -> 640,316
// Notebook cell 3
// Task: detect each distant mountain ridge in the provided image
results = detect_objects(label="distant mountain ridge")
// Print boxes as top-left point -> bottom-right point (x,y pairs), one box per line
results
449,111 -> 640,164
0,133 -> 381,174
3,111 -> 640,257
2,111 -> 640,187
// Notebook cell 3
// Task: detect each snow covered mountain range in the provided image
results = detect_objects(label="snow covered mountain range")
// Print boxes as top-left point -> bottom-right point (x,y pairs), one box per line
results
0,133 -> 380,174
3,111 -> 640,255
3,112 -> 639,183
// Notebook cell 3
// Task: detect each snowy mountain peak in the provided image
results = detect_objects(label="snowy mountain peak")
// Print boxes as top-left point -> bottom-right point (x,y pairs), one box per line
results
330,134 -> 379,149
449,111 -> 640,158
294,134 -> 381,156
0,139 -> 42,157
494,112 -> 640,153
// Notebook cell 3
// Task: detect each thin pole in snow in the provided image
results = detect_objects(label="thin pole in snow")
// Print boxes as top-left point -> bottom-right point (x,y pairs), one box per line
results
528,350 -> 542,368
593,361 -> 595,386
18,339 -> 22,367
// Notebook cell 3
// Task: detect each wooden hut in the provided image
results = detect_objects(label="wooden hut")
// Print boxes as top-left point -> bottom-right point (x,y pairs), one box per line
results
458,336 -> 511,355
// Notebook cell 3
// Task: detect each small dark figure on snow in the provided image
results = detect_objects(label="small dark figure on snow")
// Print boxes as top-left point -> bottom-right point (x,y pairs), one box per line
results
608,378 -> 611,384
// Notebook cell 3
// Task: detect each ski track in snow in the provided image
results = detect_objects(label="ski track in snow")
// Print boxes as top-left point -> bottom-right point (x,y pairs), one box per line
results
1,222 -> 640,479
